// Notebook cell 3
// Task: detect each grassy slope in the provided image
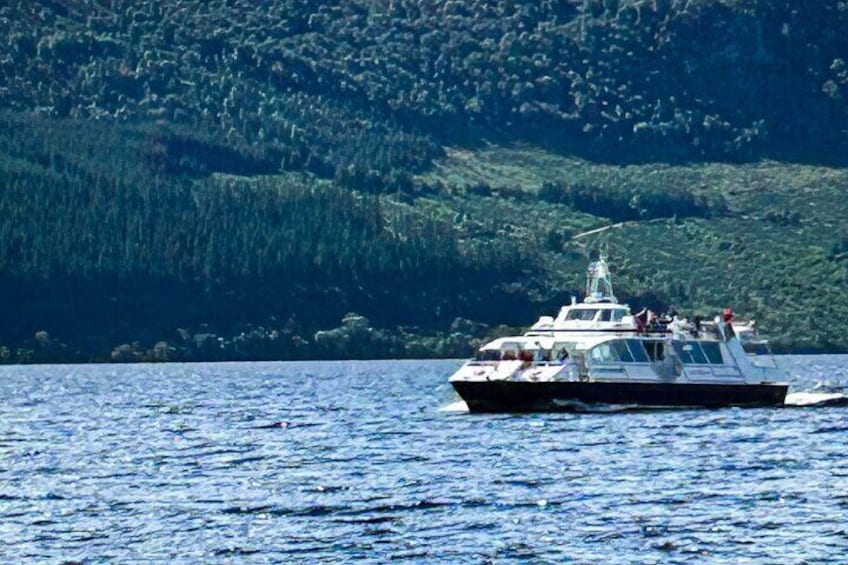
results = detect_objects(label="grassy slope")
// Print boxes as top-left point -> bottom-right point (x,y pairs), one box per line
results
415,145 -> 848,351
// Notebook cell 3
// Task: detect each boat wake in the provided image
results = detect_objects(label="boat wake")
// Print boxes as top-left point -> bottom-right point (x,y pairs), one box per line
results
783,391 -> 848,408
442,392 -> 848,414
552,399 -> 644,413
439,401 -> 469,413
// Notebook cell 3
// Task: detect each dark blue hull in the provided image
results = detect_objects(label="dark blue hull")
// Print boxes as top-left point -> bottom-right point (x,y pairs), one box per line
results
451,380 -> 789,412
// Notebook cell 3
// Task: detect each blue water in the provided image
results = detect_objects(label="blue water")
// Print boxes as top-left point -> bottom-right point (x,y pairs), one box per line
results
1,356 -> 847,563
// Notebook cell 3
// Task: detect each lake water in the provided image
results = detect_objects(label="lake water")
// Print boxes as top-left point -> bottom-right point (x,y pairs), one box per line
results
1,356 -> 847,563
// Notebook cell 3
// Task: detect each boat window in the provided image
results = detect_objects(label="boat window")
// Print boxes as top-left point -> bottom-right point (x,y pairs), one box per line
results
477,349 -> 501,361
590,340 -> 645,364
611,309 -> 626,322
600,310 -> 612,322
644,341 -> 665,361
566,309 -> 599,321
626,339 -> 650,363
672,341 -> 697,364
589,343 -> 617,364
700,342 -> 724,364
611,340 -> 634,362
687,342 -> 708,364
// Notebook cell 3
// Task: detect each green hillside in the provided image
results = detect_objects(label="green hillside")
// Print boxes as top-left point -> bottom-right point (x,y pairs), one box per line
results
1,1 -> 847,361
421,145 -> 848,352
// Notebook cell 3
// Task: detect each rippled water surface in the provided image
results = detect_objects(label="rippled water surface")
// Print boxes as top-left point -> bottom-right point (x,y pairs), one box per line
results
2,356 -> 848,563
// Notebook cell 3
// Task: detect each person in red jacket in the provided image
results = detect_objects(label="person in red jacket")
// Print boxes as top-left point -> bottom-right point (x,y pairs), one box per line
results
722,308 -> 736,340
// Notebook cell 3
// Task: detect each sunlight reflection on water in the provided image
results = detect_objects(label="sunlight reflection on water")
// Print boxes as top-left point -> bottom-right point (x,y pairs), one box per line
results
0,356 -> 846,563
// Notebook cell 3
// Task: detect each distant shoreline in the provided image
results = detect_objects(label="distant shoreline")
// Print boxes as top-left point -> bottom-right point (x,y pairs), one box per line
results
2,342 -> 844,367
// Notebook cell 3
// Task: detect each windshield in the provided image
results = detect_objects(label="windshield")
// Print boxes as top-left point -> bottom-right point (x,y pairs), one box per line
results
566,309 -> 599,321
476,349 -> 502,361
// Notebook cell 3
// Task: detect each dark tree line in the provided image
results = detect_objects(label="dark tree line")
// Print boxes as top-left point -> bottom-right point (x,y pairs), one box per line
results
538,180 -> 727,221
0,114 -> 531,357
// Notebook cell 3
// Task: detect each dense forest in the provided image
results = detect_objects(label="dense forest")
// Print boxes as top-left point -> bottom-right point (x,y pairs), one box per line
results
1,1 -> 847,361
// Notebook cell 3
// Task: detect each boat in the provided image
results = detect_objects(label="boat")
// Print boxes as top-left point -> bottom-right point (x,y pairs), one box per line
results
449,256 -> 788,412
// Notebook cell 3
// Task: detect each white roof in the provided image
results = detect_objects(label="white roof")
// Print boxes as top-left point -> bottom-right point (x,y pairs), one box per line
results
563,303 -> 629,310
480,336 -> 556,350
479,334 -> 642,351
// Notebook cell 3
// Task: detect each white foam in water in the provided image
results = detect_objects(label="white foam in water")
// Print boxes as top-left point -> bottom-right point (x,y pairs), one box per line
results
441,393 -> 848,413
784,391 -> 848,407
439,400 -> 469,412
553,398 -> 642,412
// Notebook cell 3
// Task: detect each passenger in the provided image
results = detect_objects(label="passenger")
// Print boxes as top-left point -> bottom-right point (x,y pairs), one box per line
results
519,349 -> 533,369
533,344 -> 544,363
723,308 -> 736,339
693,315 -> 703,338
647,309 -> 658,332
502,350 -> 516,361
634,307 -> 648,333
670,316 -> 689,340
713,314 -> 723,339
558,348 -> 570,364
668,315 -> 679,336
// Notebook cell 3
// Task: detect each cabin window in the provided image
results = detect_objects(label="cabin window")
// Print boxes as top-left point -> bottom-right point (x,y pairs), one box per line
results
671,341 -> 719,365
567,309 -> 599,321
600,310 -> 612,322
672,342 -> 691,363
700,342 -> 724,364
673,341 -> 713,364
611,309 -> 626,322
644,341 -> 665,361
611,340 -> 634,362
688,343 -> 708,364
626,339 -> 650,362
477,350 -> 501,361
590,340 -> 646,364
589,343 -> 617,364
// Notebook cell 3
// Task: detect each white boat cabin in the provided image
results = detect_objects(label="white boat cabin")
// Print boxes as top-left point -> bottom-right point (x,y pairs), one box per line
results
454,331 -> 782,386
529,256 -> 636,333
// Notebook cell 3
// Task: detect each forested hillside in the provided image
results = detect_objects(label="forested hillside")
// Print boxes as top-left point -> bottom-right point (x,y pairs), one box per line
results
1,1 -> 847,361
